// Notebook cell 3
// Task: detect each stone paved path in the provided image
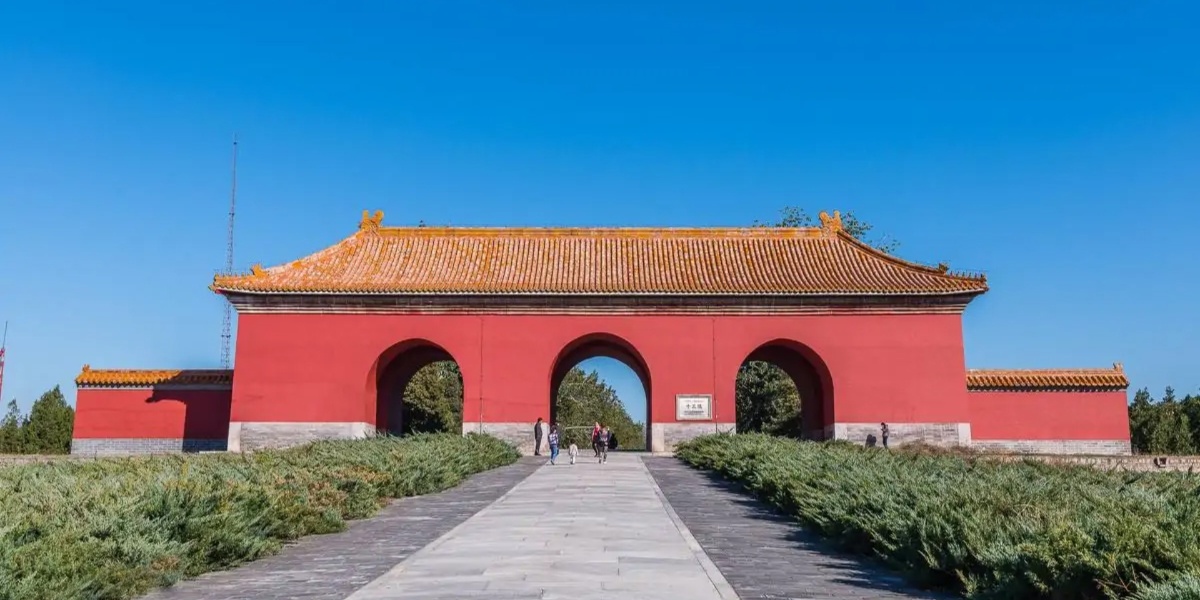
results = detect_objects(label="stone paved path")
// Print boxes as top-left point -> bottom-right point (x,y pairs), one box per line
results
141,454 -> 958,600
643,457 -> 951,600
142,458 -> 543,600
345,453 -> 736,599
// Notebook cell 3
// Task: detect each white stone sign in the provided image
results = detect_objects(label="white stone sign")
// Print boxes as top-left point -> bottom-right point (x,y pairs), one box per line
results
675,394 -> 713,421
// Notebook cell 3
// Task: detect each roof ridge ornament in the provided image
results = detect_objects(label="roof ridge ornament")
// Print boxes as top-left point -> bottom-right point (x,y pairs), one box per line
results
251,264 -> 265,277
1114,362 -> 1124,372
818,210 -> 843,234
360,209 -> 384,232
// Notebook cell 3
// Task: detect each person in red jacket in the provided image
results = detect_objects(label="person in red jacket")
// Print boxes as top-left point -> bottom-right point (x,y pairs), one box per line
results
591,421 -> 602,457
596,426 -> 611,464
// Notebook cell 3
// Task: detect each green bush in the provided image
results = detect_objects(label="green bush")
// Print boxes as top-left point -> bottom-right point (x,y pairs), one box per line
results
1132,574 -> 1200,600
0,433 -> 518,600
675,433 -> 1200,599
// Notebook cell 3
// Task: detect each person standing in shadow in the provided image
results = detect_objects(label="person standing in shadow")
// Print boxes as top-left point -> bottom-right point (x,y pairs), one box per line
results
880,422 -> 890,449
533,417 -> 544,456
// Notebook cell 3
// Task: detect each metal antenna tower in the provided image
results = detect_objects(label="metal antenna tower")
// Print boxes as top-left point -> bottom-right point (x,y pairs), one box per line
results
0,321 -> 8,403
220,134 -> 238,368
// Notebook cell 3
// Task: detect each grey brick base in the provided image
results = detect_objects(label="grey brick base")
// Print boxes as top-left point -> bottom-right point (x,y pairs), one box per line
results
70,438 -> 227,456
227,421 -> 372,452
827,422 -> 971,448
650,422 -> 736,453
972,439 -> 1132,456
462,422 -> 532,454
468,421 -> 739,453
460,422 -> 734,454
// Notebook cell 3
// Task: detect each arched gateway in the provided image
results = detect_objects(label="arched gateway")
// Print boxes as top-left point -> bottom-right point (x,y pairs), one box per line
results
71,210 -> 1133,456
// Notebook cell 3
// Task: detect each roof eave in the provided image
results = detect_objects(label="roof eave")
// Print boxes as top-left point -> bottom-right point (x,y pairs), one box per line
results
832,231 -> 990,284
967,385 -> 1129,392
211,287 -> 989,298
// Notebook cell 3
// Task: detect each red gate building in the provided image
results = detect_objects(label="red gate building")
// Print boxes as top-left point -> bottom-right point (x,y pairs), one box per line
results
72,210 -> 1132,455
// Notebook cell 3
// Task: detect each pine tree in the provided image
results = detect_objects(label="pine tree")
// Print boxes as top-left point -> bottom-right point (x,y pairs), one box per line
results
1181,392 -> 1200,451
401,361 -> 464,434
1129,388 -> 1155,453
1147,404 -> 1194,455
23,386 -> 75,454
754,206 -> 900,253
735,361 -> 802,437
1147,387 -> 1196,455
0,399 -> 24,453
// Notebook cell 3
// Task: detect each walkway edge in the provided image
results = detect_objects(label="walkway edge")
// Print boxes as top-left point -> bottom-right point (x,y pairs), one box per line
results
342,458 -> 542,598
639,456 -> 741,600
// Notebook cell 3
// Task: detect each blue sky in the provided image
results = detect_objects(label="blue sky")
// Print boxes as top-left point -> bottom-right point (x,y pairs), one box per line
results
2,2 -> 1198,421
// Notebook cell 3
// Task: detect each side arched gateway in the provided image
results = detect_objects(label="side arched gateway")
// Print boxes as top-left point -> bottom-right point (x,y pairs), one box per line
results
370,339 -> 464,436
735,340 -> 833,440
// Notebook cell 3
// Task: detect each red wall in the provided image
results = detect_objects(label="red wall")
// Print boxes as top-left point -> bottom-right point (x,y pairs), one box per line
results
231,312 -> 970,429
969,390 -> 1130,440
73,387 -> 232,439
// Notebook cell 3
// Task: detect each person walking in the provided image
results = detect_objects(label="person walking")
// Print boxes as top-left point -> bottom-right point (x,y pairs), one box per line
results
548,424 -> 560,465
591,421 -> 602,457
880,422 -> 890,449
533,418 -> 545,456
596,426 -> 611,464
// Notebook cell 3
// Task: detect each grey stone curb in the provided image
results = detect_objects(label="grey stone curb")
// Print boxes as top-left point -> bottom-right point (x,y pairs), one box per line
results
639,456 -> 741,600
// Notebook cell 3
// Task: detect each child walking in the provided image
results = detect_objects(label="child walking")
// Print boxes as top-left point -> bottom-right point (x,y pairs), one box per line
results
548,424 -> 560,465
568,442 -> 579,464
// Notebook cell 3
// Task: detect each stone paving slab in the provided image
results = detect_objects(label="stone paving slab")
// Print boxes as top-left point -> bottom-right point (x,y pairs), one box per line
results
141,458 -> 543,600
643,457 -> 954,600
345,453 -> 737,600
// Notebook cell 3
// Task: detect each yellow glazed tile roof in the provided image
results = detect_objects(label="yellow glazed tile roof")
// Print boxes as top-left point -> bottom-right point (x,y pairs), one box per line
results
211,210 -> 988,296
967,364 -> 1129,391
75,365 -> 233,388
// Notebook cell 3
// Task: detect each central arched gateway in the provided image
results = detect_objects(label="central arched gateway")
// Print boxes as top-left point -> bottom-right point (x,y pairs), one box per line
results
548,333 -> 652,450
66,208 -> 1115,459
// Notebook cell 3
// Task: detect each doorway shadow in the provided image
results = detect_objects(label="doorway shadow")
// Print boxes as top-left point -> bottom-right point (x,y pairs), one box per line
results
144,370 -> 233,452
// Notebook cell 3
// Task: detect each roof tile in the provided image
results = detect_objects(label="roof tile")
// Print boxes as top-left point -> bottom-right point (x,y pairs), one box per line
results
967,364 -> 1128,391
76,365 -> 233,388
211,211 -> 988,296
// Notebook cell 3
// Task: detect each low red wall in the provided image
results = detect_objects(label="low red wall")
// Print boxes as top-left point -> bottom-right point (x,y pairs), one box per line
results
968,390 -> 1130,441
73,387 -> 232,440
